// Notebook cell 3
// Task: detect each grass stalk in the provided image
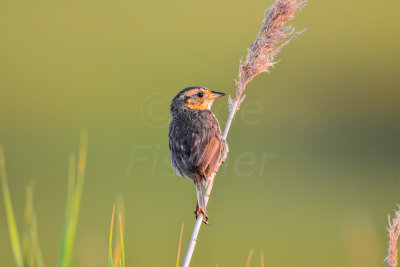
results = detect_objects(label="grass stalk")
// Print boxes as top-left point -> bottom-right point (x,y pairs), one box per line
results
260,252 -> 264,267
0,145 -> 24,267
176,223 -> 184,267
58,131 -> 88,267
23,182 -> 44,267
245,249 -> 254,267
119,214 -> 125,267
108,205 -> 116,267
182,1 -> 307,266
108,200 -> 125,267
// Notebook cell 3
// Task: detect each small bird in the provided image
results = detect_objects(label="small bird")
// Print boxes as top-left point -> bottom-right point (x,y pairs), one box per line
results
169,86 -> 227,223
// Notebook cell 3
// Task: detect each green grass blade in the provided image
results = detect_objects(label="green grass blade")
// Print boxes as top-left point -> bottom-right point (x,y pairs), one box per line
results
58,132 -> 87,267
119,214 -> 125,267
23,183 -> 34,267
108,205 -> 115,267
76,131 -> 88,193
23,182 -> 44,267
65,154 -> 77,221
176,223 -> 184,267
58,154 -> 76,267
31,209 -> 44,267
0,145 -> 24,267
23,183 -> 33,266
110,199 -> 124,267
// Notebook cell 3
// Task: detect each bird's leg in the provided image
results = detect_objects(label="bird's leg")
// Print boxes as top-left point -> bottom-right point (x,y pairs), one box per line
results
194,181 -> 209,224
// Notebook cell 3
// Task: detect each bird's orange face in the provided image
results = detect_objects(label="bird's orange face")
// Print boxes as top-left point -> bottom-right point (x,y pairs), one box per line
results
182,87 -> 225,110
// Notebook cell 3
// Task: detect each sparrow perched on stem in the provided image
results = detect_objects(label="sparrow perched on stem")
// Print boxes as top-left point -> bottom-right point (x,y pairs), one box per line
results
169,86 -> 227,224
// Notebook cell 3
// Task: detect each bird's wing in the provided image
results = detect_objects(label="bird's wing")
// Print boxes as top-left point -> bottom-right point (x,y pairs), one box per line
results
192,136 -> 221,175
169,123 -> 194,177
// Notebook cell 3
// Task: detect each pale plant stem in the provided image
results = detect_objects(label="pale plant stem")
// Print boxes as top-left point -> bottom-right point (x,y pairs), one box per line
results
222,99 -> 241,139
183,93 -> 243,267
182,1 -> 306,266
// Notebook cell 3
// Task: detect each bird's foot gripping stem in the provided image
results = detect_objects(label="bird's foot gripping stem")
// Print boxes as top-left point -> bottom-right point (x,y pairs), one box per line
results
194,203 -> 210,225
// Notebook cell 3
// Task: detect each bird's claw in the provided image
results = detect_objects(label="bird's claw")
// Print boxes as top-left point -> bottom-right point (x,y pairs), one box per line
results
194,206 -> 210,225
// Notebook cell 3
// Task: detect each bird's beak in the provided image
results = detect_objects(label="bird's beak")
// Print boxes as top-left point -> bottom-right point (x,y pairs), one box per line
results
208,91 -> 226,100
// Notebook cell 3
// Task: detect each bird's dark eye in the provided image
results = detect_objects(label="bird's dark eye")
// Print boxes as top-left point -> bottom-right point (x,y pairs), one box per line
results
197,92 -> 204,97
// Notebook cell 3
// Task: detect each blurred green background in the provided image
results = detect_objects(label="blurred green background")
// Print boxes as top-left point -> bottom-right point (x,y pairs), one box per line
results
1,0 -> 399,266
